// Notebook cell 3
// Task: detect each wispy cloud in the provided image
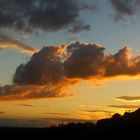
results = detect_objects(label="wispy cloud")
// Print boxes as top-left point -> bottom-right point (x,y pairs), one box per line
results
116,96 -> 140,102
0,85 -> 73,101
44,113 -> 69,116
109,104 -> 140,109
84,110 -> 113,114
0,35 -> 38,55
16,104 -> 49,108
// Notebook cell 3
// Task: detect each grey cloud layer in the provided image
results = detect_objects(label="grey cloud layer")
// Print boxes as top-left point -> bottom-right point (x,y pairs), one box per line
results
110,0 -> 140,21
0,0 -> 97,33
0,0 -> 139,35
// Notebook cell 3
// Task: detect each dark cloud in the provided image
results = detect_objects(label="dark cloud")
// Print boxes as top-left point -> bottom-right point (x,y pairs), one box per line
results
1,41 -> 140,101
104,47 -> 137,77
0,111 -> 5,114
109,0 -> 140,21
109,105 -> 140,109
64,41 -> 105,78
116,96 -> 140,102
0,45 -> 74,101
65,42 -> 140,78
0,35 -> 38,55
13,45 -> 66,85
0,0 -> 96,33
68,23 -> 90,33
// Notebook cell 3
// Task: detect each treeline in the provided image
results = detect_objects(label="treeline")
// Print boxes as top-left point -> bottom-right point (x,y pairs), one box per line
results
1,108 -> 140,138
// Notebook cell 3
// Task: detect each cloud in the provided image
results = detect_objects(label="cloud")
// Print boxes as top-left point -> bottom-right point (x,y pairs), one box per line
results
16,104 -> 49,108
17,104 -> 35,107
44,113 -> 69,116
0,111 -> 5,114
13,45 -> 67,85
116,96 -> 140,102
84,110 -> 113,114
0,45 -> 75,101
104,47 -> 140,77
68,23 -> 90,33
1,41 -> 140,101
64,42 -> 105,78
109,105 -> 140,109
0,85 -> 73,101
0,0 -> 97,33
65,42 -> 140,78
0,35 -> 38,55
109,0 -> 140,21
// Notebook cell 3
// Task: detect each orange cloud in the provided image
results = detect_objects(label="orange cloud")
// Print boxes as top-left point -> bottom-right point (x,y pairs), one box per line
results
1,41 -> 140,101
0,83 -> 74,101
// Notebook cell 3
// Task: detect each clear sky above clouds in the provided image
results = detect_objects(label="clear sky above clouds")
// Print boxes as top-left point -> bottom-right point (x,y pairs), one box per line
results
1,0 -> 140,127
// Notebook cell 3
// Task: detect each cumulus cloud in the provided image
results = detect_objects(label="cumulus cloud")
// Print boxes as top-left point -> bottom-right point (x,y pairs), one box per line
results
116,96 -> 140,102
65,42 -> 140,78
1,41 -> 140,101
0,0 -> 97,33
13,45 -> 67,85
109,0 -> 140,21
64,42 -> 105,78
0,45 -> 75,101
104,47 -> 140,77
0,35 -> 38,55
109,105 -> 140,109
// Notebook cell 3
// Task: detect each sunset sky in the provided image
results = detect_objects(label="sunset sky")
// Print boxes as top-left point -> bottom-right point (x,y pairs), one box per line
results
1,0 -> 140,127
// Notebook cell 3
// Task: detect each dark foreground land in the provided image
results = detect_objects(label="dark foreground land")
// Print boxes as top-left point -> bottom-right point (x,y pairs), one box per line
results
1,108 -> 140,139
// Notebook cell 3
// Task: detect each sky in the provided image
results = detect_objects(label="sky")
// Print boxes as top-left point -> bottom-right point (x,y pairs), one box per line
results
1,0 -> 140,127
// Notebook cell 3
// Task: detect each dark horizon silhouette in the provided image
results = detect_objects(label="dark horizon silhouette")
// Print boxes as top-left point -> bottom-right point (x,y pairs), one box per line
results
1,108 -> 140,138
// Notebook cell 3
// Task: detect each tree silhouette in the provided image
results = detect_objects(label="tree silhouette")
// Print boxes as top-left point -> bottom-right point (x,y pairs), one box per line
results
1,108 -> 140,138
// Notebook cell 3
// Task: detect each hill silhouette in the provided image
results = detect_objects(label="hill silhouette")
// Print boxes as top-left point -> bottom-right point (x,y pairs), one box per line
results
1,108 -> 140,138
